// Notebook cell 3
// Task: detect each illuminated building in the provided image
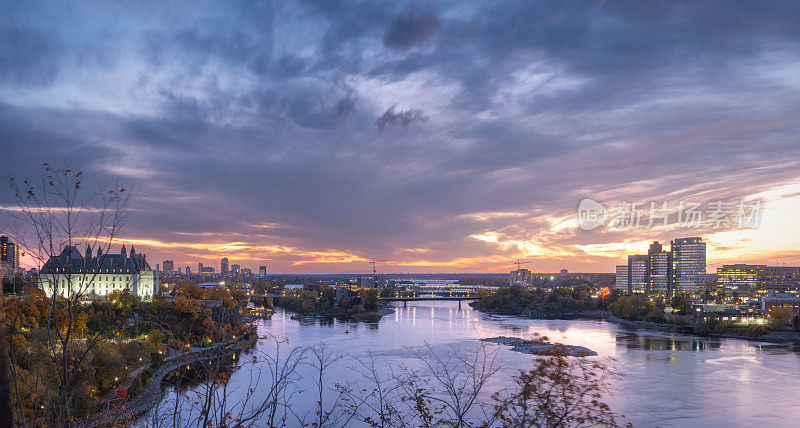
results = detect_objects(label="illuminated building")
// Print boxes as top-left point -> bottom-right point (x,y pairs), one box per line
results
717,264 -> 764,298
162,260 -> 174,274
1,236 -> 19,269
753,266 -> 800,298
259,265 -> 267,277
615,265 -> 629,292
646,241 -> 670,296
221,257 -> 229,274
198,262 -> 203,273
670,237 -> 706,297
185,266 -> 191,274
509,268 -> 532,287
231,264 -> 241,275
39,245 -> 154,300
628,255 -> 647,293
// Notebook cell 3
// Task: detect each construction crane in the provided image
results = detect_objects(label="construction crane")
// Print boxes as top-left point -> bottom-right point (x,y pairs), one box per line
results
369,258 -> 389,276
512,259 -> 532,271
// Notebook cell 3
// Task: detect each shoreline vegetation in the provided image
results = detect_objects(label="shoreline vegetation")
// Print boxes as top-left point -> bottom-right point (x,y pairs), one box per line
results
5,283 -> 257,424
76,336 -> 255,426
469,285 -> 800,345
272,286 -> 388,322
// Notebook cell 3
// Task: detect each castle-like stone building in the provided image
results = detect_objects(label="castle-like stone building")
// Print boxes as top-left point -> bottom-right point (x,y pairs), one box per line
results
39,244 -> 154,300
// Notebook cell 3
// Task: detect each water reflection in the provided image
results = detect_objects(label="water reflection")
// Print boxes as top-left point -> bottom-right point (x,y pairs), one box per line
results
616,332 -> 723,351
146,300 -> 800,428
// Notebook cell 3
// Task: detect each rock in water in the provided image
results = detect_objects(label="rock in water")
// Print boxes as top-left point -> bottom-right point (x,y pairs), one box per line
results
481,336 -> 597,357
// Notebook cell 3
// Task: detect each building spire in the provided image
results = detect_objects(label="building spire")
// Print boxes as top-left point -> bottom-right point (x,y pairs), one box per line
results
121,242 -> 127,256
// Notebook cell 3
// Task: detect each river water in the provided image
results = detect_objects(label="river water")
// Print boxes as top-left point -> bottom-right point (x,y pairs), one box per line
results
146,300 -> 800,427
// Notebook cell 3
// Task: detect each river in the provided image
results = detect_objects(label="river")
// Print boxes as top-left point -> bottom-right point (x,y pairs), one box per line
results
143,300 -> 800,427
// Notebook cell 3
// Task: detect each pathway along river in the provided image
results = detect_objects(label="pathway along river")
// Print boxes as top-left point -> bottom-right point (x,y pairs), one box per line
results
142,300 -> 800,427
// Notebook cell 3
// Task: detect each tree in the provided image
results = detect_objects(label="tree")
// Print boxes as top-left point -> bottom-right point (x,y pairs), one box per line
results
769,305 -> 794,330
7,164 -> 130,425
670,295 -> 692,315
362,289 -> 379,311
490,344 -> 624,427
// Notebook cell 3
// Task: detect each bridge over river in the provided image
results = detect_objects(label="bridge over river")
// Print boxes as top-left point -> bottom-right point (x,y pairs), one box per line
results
378,295 -> 481,308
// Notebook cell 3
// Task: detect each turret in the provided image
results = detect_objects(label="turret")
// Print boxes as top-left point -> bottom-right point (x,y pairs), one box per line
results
85,244 -> 92,259
121,243 -> 127,258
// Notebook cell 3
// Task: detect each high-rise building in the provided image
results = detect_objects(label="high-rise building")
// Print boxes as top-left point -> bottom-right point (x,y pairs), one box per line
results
1,236 -> 19,269
615,265 -> 629,292
670,237 -> 706,297
200,266 -> 215,274
231,264 -> 241,275
509,268 -> 532,286
259,265 -> 267,277
646,241 -> 670,296
242,267 -> 252,277
221,257 -> 229,274
162,260 -> 174,274
628,255 -> 647,294
185,266 -> 192,275
198,262 -> 204,273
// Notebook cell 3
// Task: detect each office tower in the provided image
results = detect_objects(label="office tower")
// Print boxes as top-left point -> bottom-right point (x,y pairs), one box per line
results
717,264 -> 765,295
198,262 -> 204,273
185,266 -> 191,275
259,265 -> 267,277
221,257 -> 229,274
1,236 -> 19,269
670,237 -> 706,297
628,255 -> 647,293
162,260 -> 174,274
753,266 -> 800,298
231,264 -> 241,275
615,265 -> 629,292
200,266 -> 215,274
509,268 -> 533,286
647,241 -> 670,296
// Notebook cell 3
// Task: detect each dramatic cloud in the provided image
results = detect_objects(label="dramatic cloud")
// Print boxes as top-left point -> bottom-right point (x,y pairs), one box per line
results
1,0 -> 799,273
383,6 -> 440,50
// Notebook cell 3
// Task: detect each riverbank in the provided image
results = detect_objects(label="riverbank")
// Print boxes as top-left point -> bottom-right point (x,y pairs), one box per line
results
604,313 -> 800,344
77,337 -> 254,427
470,300 -> 606,320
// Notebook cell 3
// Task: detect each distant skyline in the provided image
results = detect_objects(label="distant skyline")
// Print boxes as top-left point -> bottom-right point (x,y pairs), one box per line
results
2,1 -> 800,273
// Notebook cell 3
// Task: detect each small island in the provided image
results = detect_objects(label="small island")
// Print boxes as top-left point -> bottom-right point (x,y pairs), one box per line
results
273,286 -> 388,321
470,284 -> 610,319
482,336 -> 597,357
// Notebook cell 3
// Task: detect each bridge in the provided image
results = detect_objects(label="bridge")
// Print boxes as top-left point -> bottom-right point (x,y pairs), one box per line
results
378,295 -> 481,308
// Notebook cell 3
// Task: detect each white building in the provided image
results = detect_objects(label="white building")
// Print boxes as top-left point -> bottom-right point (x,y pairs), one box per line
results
39,245 -> 154,300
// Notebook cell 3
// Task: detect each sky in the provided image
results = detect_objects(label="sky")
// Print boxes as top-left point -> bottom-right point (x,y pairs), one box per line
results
1,0 -> 800,274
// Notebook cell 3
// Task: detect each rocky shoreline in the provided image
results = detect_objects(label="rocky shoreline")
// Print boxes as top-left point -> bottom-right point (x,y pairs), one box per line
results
482,336 -> 597,357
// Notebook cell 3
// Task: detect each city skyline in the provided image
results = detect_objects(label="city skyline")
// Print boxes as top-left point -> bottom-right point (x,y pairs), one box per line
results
2,1 -> 800,273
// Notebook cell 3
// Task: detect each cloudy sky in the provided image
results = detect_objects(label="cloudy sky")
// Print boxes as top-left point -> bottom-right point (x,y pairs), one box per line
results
2,0 -> 800,274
